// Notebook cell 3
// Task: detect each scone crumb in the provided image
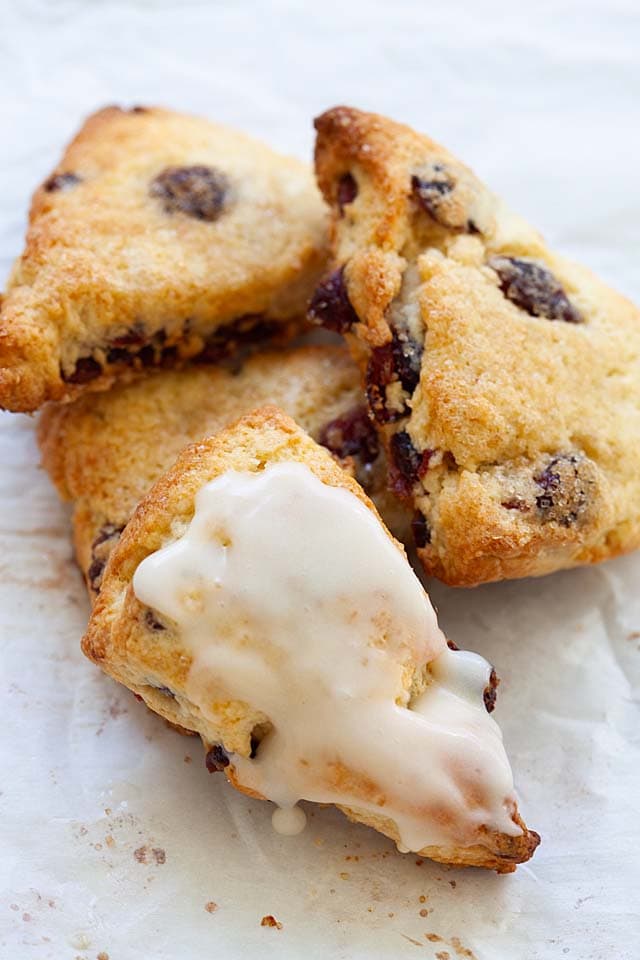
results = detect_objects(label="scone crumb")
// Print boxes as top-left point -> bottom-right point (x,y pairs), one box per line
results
204,901 -> 218,914
260,915 -> 283,930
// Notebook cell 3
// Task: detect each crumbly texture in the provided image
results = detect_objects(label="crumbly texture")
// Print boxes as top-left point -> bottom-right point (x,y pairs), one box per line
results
38,345 -> 406,595
82,405 -> 538,872
312,106 -> 640,586
0,105 -> 328,411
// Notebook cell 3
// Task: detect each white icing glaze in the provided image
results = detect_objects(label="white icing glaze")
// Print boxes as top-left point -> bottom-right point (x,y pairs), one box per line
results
133,462 -> 521,851
271,804 -> 307,836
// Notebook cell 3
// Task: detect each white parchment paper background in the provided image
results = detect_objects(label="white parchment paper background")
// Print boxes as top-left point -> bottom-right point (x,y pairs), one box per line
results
1,1 -> 639,957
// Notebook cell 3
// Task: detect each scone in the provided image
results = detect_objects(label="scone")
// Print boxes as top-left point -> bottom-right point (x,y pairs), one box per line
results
39,345 -> 405,596
0,105 -> 327,411
82,405 -> 539,872
311,106 -> 640,586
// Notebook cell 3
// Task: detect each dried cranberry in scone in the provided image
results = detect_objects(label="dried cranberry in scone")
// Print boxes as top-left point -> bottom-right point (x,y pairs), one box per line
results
489,256 -> 582,323
149,165 -> 230,221
308,267 -> 359,333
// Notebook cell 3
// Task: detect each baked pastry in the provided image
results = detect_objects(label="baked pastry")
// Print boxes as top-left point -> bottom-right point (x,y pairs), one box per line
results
0,105 -> 327,412
82,404 -> 539,871
39,345 -> 405,596
311,106 -> 640,586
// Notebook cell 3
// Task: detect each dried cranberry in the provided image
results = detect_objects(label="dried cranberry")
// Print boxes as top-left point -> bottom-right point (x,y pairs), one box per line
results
137,345 -> 156,366
483,669 -> 498,713
92,523 -> 124,549
86,557 -> 106,592
489,256 -> 583,323
318,405 -> 379,464
199,315 -> 279,363
411,512 -> 431,548
501,499 -> 530,513
411,170 -> 454,223
205,744 -> 230,773
44,172 -> 81,192
160,346 -> 179,367
87,523 -> 124,592
150,165 -> 229,222
63,356 -> 102,384
307,267 -> 359,333
144,609 -> 166,631
337,172 -> 358,214
390,330 -> 423,395
365,328 -> 423,424
110,326 -> 146,347
534,454 -> 591,526
365,342 -> 398,423
389,431 -> 423,497
105,347 -> 131,364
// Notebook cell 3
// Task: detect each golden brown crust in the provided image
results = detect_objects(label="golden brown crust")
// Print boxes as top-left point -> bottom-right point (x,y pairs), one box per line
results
312,105 -> 640,586
82,405 -> 537,871
38,345 -> 408,595
1,105 -> 328,411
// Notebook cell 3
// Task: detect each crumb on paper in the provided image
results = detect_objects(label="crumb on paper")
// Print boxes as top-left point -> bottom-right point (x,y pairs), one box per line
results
22,913 -> 31,922
97,953 -> 110,960
339,872 -> 350,880
184,755 -> 192,763
450,936 -> 476,958
426,933 -> 443,943
419,895 -> 426,903
436,952 -> 450,960
105,835 -> 115,848
415,858 -> 424,866
205,901 -> 218,914
401,934 -> 423,947
134,844 -> 166,864
449,880 -> 457,889
260,915 -> 283,930
420,908 -> 429,917
70,933 -> 92,949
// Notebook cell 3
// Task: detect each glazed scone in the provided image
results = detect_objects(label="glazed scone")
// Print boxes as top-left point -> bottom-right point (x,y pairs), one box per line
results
38,345 -> 406,596
311,106 -> 640,586
0,105 -> 328,411
82,405 -> 539,872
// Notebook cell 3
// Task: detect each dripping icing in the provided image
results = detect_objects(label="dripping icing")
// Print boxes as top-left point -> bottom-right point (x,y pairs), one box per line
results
133,462 -> 521,851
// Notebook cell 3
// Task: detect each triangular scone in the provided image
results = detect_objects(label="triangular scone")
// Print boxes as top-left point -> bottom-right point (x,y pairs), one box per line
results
311,106 -> 640,586
0,106 -> 328,412
82,405 -> 539,872
38,345 -> 406,597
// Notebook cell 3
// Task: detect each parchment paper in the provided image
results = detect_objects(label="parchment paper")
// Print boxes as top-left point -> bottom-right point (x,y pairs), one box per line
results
1,2 -> 639,957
